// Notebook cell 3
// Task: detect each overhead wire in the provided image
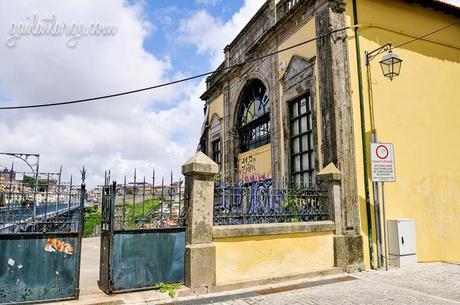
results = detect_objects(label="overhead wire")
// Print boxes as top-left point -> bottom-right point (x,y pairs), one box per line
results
0,20 -> 458,111
0,25 -> 352,110
393,20 -> 460,49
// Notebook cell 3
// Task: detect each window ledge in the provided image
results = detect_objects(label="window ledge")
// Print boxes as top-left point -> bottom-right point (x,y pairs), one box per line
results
213,221 -> 335,238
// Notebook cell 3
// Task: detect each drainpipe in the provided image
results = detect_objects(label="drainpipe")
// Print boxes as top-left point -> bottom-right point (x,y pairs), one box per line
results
352,0 -> 375,269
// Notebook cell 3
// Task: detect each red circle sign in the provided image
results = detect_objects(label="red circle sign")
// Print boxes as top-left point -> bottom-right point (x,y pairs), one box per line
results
376,145 -> 389,160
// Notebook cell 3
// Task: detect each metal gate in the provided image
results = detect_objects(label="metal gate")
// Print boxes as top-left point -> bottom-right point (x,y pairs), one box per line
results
0,172 -> 85,304
98,171 -> 185,294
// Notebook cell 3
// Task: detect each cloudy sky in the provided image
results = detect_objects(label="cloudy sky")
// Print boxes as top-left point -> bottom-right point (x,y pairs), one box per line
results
0,0 -> 458,187
0,0 -> 263,186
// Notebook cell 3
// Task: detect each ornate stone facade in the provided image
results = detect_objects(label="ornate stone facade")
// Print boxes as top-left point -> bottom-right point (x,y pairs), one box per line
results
199,0 -> 364,270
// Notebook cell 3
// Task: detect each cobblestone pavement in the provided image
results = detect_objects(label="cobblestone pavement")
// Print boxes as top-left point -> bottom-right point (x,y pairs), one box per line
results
179,263 -> 460,305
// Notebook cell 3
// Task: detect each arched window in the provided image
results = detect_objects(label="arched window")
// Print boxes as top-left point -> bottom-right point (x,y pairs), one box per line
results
237,79 -> 270,152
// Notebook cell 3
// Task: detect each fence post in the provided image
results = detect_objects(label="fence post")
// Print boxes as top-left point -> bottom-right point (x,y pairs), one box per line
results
318,162 -> 364,271
182,152 -> 218,289
317,163 -> 343,235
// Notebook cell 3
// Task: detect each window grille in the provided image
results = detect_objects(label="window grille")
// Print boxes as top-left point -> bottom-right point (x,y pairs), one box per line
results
212,139 -> 221,168
237,79 -> 271,152
290,94 -> 315,186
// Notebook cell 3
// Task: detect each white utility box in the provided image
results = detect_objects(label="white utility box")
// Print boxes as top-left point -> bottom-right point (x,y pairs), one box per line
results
387,219 -> 417,267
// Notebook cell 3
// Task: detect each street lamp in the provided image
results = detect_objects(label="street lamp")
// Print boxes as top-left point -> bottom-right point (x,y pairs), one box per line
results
379,51 -> 403,81
364,42 -> 402,271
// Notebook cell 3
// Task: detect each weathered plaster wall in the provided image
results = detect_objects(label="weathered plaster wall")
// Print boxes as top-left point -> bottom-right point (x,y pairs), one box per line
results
346,0 -> 460,266
214,231 -> 334,285
208,94 -> 224,120
277,18 -> 323,182
237,144 -> 272,182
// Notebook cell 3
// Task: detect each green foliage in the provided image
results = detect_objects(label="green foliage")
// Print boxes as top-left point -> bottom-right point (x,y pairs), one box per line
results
23,175 -> 35,187
84,206 -> 101,237
285,188 -> 303,222
153,282 -> 181,298
124,198 -> 161,229
214,171 -> 222,183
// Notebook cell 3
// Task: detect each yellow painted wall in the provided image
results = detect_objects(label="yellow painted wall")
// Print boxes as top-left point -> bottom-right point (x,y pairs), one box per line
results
214,231 -> 334,285
238,144 -> 271,182
278,18 -> 317,70
208,94 -> 224,120
346,0 -> 460,266
277,18 -> 323,180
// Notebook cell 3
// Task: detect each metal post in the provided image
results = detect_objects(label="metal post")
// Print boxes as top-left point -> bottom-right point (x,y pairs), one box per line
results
8,166 -> 13,208
75,183 -> 86,299
364,43 -> 392,269
57,166 -> 62,214
44,173 -> 50,220
142,176 -> 146,219
122,176 -> 126,229
132,169 -> 137,221
178,178 -> 182,218
160,177 -> 164,227
170,171 -> 173,220
33,156 -> 40,226
68,174 -> 73,210
382,182 -> 389,271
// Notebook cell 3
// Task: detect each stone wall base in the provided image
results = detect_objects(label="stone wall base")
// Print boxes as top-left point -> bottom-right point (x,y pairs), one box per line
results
185,243 -> 216,288
334,234 -> 365,272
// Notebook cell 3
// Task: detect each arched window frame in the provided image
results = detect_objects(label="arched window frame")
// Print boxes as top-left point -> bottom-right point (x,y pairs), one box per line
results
237,79 -> 271,152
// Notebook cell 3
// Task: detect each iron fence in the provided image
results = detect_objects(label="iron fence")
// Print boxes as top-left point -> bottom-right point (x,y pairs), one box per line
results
0,172 -> 84,233
0,168 -> 85,304
103,170 -> 185,231
98,170 -> 186,294
213,179 -> 329,225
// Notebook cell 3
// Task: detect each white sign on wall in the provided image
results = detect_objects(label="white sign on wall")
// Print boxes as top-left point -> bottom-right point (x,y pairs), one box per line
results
371,143 -> 396,182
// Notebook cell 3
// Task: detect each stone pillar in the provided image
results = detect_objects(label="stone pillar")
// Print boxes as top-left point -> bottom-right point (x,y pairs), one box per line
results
315,0 -> 360,233
182,152 -> 219,289
318,163 -> 364,272
317,163 -> 343,235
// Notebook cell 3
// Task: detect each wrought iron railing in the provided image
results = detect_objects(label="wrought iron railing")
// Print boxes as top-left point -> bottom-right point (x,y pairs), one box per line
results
104,170 -> 186,231
0,171 -> 84,233
213,180 -> 328,226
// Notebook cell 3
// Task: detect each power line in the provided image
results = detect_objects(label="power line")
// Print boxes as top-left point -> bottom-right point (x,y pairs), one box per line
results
393,20 -> 460,49
0,20 -> 458,111
0,26 -> 352,110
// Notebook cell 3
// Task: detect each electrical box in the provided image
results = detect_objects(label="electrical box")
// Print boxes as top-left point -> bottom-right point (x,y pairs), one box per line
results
387,219 -> 417,267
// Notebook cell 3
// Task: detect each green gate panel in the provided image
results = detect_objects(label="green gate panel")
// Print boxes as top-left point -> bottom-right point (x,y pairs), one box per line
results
111,228 -> 185,292
0,234 -> 79,304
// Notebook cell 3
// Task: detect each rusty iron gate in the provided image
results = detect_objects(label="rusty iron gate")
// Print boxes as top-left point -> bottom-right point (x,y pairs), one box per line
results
98,171 -> 186,294
0,171 -> 85,304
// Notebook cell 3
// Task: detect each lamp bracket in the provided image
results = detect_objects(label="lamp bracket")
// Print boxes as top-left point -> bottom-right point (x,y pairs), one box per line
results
365,43 -> 392,65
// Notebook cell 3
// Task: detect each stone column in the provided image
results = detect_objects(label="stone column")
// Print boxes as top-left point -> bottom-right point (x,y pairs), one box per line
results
182,152 -> 219,289
318,163 -> 364,272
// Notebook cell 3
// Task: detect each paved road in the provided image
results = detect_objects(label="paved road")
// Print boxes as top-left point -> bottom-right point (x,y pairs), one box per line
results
62,238 -> 460,305
170,263 -> 460,305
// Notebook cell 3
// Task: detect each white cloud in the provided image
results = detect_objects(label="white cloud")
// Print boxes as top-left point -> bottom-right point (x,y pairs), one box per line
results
179,0 -> 264,67
0,0 -> 203,186
196,0 -> 222,6
0,0 -> 261,188
441,0 -> 460,7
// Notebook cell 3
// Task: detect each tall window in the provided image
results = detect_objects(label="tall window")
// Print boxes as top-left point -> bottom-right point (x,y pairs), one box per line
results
212,139 -> 221,168
237,79 -> 270,152
290,94 -> 314,185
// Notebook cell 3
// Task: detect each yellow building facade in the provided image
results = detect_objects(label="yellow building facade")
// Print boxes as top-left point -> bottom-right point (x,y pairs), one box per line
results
346,0 -> 460,267
200,0 -> 460,277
